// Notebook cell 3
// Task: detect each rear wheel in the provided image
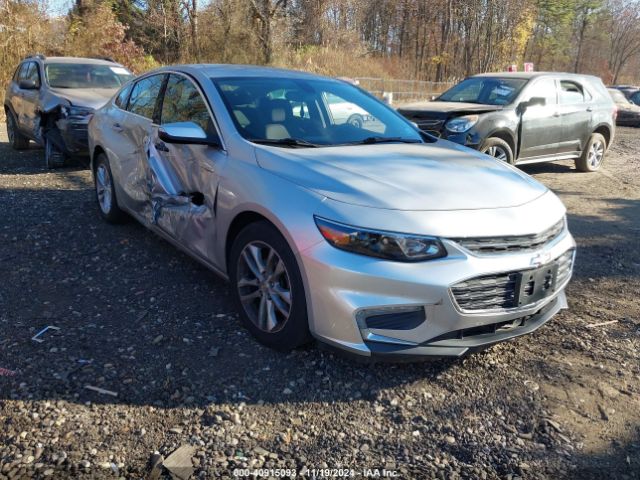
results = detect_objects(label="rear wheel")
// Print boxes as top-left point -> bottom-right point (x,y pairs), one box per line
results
94,152 -> 126,223
575,133 -> 606,172
347,114 -> 364,128
44,136 -> 66,169
6,110 -> 30,150
229,221 -> 311,351
480,137 -> 514,164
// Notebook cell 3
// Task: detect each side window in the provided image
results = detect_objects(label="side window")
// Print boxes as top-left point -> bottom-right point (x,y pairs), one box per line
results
25,63 -> 41,87
114,83 -> 133,109
16,63 -> 31,83
160,74 -> 214,136
524,78 -> 557,106
127,74 -> 165,120
560,81 -> 584,104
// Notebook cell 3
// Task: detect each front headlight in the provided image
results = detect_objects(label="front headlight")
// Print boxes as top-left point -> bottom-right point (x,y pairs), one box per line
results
445,115 -> 478,133
315,217 -> 447,262
61,105 -> 95,118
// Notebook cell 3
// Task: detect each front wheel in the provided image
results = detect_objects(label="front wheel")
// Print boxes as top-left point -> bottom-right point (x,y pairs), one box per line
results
229,221 -> 311,351
94,153 -> 126,223
44,136 -> 66,169
479,137 -> 514,164
347,114 -> 364,128
575,133 -> 606,172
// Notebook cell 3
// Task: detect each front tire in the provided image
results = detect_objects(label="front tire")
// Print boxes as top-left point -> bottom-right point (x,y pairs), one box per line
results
44,136 -> 66,169
480,137 -> 514,164
229,221 -> 311,351
575,133 -> 606,172
6,110 -> 30,150
94,152 -> 126,223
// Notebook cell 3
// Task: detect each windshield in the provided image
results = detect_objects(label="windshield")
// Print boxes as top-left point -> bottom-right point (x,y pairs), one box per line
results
212,77 -> 423,147
45,63 -> 133,89
438,77 -> 528,105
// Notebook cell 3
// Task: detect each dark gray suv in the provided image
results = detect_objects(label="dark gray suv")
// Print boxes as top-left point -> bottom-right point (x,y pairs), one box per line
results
4,55 -> 132,168
398,72 -> 616,172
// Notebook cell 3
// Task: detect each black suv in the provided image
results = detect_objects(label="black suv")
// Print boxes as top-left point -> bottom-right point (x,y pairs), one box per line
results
398,72 -> 616,172
4,55 -> 132,168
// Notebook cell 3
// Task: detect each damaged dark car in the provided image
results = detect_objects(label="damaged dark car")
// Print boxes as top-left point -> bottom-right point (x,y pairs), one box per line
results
398,72 -> 615,172
4,55 -> 132,168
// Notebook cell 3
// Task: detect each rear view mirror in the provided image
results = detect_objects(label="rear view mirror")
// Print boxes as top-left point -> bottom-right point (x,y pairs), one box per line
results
19,79 -> 38,90
158,121 -> 219,147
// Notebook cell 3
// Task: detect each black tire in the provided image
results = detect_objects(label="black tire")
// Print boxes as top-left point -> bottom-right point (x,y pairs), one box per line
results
94,152 -> 126,223
575,133 -> 606,172
229,220 -> 311,351
347,114 -> 364,128
479,137 -> 514,164
44,136 -> 66,169
5,109 -> 30,150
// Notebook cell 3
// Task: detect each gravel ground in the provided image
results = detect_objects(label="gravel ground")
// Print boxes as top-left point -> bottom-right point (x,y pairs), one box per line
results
0,125 -> 639,480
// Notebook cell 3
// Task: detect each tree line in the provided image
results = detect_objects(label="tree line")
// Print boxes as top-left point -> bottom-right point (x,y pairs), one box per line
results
1,0 -> 640,110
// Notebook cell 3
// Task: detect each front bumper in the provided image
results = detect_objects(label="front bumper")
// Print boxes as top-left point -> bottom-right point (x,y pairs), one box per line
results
55,118 -> 90,156
299,228 -> 575,358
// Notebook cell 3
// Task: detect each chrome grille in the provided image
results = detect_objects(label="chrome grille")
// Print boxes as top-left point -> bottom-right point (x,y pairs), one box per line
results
452,219 -> 565,255
451,249 -> 574,313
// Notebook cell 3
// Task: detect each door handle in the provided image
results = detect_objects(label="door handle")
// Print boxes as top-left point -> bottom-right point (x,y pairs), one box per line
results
155,142 -> 170,152
112,122 -> 123,132
586,106 -> 593,112
553,112 -> 560,117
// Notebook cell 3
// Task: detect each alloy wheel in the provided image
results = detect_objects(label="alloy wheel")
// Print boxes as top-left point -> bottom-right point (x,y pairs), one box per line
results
95,164 -> 113,214
588,140 -> 604,169
236,241 -> 292,333
484,145 -> 508,161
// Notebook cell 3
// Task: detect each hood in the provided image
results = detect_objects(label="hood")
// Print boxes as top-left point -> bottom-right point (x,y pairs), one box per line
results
255,141 -> 547,211
398,101 -> 504,115
48,88 -> 117,110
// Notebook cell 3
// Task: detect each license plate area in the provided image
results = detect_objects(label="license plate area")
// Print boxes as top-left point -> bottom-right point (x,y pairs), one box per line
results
515,263 -> 559,307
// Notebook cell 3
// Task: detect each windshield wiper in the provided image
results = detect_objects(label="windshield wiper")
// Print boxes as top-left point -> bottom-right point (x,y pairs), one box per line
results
353,136 -> 423,145
250,138 -> 320,148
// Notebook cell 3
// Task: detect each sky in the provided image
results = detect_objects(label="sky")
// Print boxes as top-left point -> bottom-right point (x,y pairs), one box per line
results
45,0 -> 72,17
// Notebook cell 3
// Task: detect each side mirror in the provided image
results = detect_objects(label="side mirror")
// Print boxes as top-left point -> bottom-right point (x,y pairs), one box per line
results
19,79 -> 39,90
158,121 -> 220,147
522,96 -> 546,108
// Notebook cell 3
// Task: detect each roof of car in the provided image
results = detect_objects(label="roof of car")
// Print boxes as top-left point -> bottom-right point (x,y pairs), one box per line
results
159,64 -> 331,80
40,56 -> 122,66
472,72 -> 599,81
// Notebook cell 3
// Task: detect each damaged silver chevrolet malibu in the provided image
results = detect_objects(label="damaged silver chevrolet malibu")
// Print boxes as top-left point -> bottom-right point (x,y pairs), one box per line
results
88,65 -> 576,358
4,55 -> 132,168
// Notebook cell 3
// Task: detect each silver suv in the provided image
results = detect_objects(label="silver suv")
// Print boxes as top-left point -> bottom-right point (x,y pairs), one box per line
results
4,55 -> 132,168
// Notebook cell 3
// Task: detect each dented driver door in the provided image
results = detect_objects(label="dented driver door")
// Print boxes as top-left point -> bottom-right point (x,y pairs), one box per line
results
144,73 -> 225,262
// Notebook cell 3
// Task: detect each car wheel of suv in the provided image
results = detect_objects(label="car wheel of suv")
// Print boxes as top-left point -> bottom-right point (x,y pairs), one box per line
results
229,220 -> 312,351
480,137 -> 514,164
575,133 -> 606,172
94,152 -> 126,223
6,110 -> 30,150
44,137 -> 66,169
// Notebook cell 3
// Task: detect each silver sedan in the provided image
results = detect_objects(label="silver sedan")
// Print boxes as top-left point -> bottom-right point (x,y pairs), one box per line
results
88,65 -> 576,358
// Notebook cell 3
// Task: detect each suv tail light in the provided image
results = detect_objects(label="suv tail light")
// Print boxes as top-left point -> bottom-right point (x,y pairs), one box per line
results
613,105 -> 618,120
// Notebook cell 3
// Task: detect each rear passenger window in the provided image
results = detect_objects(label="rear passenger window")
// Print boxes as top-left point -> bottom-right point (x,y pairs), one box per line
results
560,81 -> 585,104
115,83 -> 133,109
127,74 -> 165,120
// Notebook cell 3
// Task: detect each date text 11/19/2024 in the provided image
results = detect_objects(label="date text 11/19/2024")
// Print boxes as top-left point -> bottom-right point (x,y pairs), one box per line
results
232,468 -> 400,478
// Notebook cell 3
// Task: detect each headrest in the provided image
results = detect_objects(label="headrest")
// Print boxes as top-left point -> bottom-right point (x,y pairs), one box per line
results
271,108 -> 286,122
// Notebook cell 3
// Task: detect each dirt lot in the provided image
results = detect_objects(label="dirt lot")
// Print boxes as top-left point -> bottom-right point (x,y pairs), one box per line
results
0,125 -> 639,480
